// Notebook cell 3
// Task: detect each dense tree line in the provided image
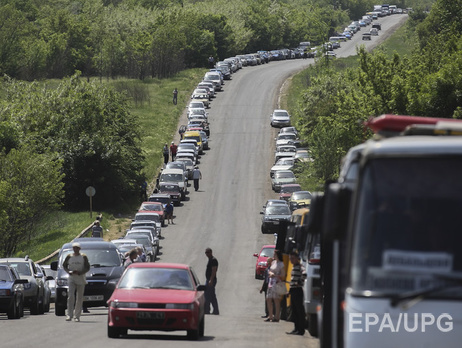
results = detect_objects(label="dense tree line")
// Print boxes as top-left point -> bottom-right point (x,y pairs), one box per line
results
294,0 -> 458,188
0,0 -> 357,81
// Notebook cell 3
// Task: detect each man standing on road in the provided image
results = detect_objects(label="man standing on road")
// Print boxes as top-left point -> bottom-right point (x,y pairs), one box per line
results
172,88 -> 178,105
192,165 -> 202,191
286,251 -> 306,335
91,220 -> 103,238
63,242 -> 90,322
260,257 -> 273,318
170,141 -> 178,161
163,143 -> 169,165
204,248 -> 219,315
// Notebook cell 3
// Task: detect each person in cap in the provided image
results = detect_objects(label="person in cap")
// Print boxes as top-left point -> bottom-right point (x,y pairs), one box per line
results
63,242 -> 90,322
192,165 -> 202,191
91,220 -> 103,238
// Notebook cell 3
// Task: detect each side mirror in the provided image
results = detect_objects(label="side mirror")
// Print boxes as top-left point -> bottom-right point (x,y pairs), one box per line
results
323,183 -> 351,241
197,285 -> 206,292
260,211 -> 264,214
46,276 -> 54,281
50,261 -> 58,271
253,253 -> 259,257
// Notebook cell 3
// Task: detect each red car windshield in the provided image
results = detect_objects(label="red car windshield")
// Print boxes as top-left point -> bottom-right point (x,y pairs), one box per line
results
118,268 -> 193,291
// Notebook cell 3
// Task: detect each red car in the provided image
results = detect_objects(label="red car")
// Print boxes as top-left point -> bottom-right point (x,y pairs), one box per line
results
253,245 -> 275,279
279,184 -> 301,201
107,263 -> 206,339
138,201 -> 166,227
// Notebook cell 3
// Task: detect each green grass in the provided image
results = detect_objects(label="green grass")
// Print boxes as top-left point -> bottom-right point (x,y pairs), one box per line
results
15,211 -> 99,262
105,68 -> 208,184
376,23 -> 417,58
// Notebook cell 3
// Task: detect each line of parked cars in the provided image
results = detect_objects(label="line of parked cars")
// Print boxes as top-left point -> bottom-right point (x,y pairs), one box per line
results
260,120 -> 313,234
0,256 -> 54,319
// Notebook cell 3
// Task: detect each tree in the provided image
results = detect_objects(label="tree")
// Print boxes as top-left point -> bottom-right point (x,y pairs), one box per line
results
0,147 -> 64,257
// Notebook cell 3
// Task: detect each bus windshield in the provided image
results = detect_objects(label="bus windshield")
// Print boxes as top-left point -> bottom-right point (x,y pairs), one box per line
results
351,158 -> 462,297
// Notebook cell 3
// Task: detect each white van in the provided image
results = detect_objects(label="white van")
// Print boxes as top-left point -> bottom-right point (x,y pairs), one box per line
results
158,168 -> 187,199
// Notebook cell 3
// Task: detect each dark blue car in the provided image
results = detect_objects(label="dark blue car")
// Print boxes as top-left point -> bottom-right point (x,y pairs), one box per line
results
0,264 -> 28,319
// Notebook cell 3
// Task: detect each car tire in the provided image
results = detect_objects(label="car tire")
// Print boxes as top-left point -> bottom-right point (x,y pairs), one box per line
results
199,316 -> 205,337
19,299 -> 24,317
187,326 -> 200,340
255,271 -> 259,280
7,301 -> 17,319
55,302 -> 66,316
38,296 -> 45,314
108,325 -> 122,338
44,295 -> 50,313
30,296 -> 40,315
308,313 -> 318,337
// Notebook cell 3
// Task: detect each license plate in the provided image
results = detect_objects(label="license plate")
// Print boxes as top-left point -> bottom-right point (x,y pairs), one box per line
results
137,311 -> 165,320
84,295 -> 104,301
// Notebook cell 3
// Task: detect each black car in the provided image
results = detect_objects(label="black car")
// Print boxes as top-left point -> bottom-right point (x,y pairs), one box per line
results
0,264 -> 28,319
260,204 -> 292,234
51,238 -> 124,316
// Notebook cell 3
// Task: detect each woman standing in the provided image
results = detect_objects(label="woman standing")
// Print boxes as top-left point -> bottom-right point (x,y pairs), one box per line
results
264,249 -> 285,322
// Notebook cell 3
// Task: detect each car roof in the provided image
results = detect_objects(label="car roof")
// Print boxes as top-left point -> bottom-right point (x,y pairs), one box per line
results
126,262 -> 190,270
161,168 -> 184,174
61,238 -> 117,250
280,184 -> 301,187
261,245 -> 276,249
149,193 -> 170,198
135,212 -> 160,216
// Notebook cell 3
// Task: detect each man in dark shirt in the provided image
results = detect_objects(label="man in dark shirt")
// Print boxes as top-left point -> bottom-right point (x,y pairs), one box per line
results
287,251 -> 307,335
91,220 -> 103,238
204,247 -> 219,315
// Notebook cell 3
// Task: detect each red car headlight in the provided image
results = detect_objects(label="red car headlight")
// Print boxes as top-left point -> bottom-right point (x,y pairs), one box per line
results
165,303 -> 195,310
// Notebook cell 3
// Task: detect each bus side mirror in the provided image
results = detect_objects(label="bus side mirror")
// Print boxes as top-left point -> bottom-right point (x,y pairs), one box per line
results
50,261 -> 58,271
305,192 -> 325,235
323,183 -> 351,241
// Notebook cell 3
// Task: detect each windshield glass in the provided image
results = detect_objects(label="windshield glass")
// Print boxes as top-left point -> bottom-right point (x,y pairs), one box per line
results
60,249 -> 122,267
140,203 -> 162,212
281,185 -> 301,193
136,214 -> 160,222
0,266 -> 13,281
276,159 -> 294,166
260,248 -> 275,258
351,158 -> 462,298
278,147 -> 296,153
292,191 -> 312,200
266,205 -> 291,215
274,111 -> 289,117
118,268 -> 193,290
160,184 -> 179,192
275,171 -> 294,179
160,173 -> 183,182
6,262 -> 32,276
278,134 -> 296,140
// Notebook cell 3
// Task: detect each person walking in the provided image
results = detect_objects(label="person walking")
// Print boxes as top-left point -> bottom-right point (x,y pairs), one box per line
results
91,220 -> 103,238
192,166 -> 202,191
170,142 -> 178,161
162,143 -> 169,165
204,247 -> 219,315
260,257 -> 273,318
165,200 -> 174,224
63,242 -> 90,322
264,249 -> 285,322
172,88 -> 178,105
286,251 -> 307,335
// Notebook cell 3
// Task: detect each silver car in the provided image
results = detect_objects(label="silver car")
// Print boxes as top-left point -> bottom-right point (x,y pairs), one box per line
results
270,109 -> 291,128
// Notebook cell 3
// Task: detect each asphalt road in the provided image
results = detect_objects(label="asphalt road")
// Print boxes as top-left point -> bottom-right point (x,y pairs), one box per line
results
1,14 -> 407,348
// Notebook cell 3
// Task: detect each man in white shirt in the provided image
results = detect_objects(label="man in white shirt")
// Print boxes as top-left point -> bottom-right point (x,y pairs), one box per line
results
63,242 -> 90,322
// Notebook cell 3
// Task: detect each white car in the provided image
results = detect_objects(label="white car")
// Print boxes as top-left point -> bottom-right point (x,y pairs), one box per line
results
275,132 -> 298,147
274,145 -> 297,163
270,109 -> 291,128
270,158 -> 295,177
191,89 -> 210,108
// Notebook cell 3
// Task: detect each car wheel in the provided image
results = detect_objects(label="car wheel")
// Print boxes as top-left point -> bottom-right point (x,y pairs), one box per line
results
38,296 -> 45,314
308,313 -> 318,337
44,295 -> 51,313
19,299 -> 24,317
261,225 -> 266,234
7,300 -> 17,319
30,295 -> 40,315
255,271 -> 259,280
108,325 -> 122,338
55,302 -> 66,316
199,316 -> 205,337
187,326 -> 200,340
